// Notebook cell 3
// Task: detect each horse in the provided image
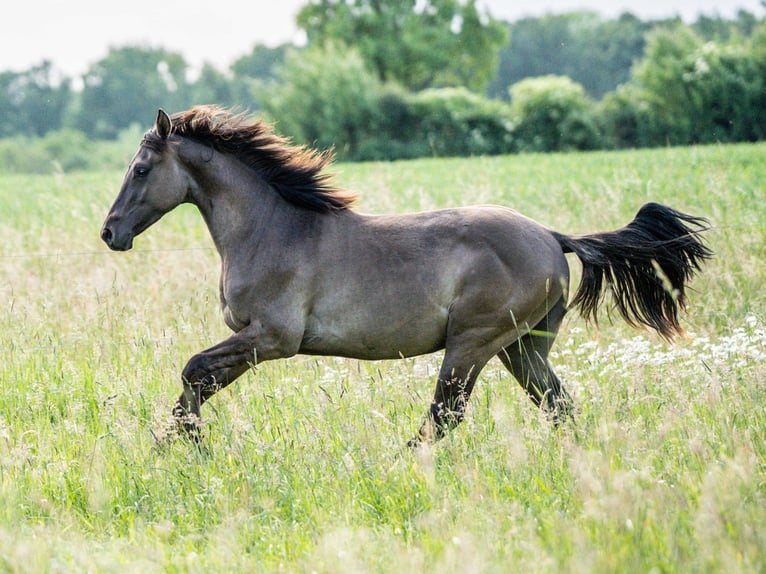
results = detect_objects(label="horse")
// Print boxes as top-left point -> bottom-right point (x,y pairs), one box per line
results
100,106 -> 712,445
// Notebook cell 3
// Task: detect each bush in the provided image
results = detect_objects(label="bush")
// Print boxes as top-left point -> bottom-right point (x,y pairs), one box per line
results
408,88 -> 515,157
509,75 -> 603,152
355,86 -> 428,160
39,130 -> 95,172
599,86 -> 652,149
261,45 -> 517,161
360,86 -> 515,160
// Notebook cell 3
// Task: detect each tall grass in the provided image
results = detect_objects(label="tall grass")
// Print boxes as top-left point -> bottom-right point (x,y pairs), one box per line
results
0,143 -> 763,572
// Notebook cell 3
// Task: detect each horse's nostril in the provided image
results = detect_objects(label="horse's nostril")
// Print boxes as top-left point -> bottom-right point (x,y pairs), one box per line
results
101,226 -> 113,245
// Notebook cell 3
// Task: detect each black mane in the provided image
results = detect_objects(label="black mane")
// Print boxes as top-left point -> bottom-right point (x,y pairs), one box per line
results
144,105 -> 357,213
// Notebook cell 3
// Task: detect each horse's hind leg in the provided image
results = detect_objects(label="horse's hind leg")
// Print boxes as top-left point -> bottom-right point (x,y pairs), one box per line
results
409,342 -> 497,446
497,297 -> 573,420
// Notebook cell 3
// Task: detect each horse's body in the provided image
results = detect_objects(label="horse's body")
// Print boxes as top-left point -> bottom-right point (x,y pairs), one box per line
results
101,107 -> 711,443
254,205 -> 568,361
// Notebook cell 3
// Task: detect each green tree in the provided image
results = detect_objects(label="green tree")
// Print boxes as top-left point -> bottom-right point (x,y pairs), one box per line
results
189,64 -> 238,108
683,41 -> 765,142
488,12 -> 652,100
231,44 -> 290,83
489,14 -> 576,99
296,0 -> 507,92
74,46 -> 191,139
603,21 -> 766,147
693,10 -> 760,41
229,44 -> 292,108
631,25 -> 703,145
632,24 -> 765,145
259,43 -> 382,160
572,13 -> 651,97
0,61 -> 72,137
751,22 -> 766,139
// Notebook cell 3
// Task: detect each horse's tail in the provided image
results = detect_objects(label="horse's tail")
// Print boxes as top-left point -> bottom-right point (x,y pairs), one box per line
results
552,202 -> 712,340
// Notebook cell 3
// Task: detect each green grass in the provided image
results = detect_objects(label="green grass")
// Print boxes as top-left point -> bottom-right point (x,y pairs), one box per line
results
0,143 -> 764,573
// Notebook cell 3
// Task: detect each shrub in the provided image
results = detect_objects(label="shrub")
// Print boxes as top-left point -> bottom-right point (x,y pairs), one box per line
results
363,86 -> 515,160
408,88 -> 515,157
599,86 -> 653,149
261,47 -> 516,162
355,86 -> 428,160
39,130 -> 95,172
509,75 -> 603,152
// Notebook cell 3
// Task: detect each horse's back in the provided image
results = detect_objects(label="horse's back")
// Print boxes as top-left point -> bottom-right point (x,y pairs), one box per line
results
365,205 -> 569,291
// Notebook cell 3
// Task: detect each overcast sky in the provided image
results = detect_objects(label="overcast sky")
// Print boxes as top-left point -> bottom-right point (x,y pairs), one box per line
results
3,0 -> 764,78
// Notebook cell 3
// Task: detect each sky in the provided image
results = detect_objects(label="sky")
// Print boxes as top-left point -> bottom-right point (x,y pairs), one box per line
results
3,0 -> 764,79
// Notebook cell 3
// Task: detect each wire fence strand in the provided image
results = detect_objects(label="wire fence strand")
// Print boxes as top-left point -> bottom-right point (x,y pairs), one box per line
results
0,246 -> 215,260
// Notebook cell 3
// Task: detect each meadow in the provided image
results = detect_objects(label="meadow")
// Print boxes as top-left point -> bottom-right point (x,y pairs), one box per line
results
0,143 -> 764,573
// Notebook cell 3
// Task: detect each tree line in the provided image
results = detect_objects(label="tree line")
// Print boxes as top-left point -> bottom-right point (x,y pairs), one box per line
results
1,1 -> 764,170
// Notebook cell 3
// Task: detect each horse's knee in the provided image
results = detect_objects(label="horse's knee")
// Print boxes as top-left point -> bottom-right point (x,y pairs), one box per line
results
182,353 -> 225,390
182,353 -> 208,384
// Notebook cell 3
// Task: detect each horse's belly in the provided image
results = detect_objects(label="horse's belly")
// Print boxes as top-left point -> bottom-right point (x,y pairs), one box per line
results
300,308 -> 448,360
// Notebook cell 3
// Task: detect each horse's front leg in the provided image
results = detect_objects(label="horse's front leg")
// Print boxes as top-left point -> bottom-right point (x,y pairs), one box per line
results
171,336 -> 254,439
171,321 -> 292,438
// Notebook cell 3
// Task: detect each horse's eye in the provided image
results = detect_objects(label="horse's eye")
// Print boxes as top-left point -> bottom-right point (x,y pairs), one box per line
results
134,166 -> 150,178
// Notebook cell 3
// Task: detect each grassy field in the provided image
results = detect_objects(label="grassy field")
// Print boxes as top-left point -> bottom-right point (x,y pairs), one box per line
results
0,143 -> 764,573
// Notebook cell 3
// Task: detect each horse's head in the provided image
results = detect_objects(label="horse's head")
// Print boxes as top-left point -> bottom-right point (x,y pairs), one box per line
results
101,109 -> 191,251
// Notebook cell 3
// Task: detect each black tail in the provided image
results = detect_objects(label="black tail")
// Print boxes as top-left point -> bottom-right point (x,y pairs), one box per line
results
553,202 -> 713,340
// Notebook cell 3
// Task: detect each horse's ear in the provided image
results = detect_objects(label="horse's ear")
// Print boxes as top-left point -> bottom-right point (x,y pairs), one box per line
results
156,109 -> 172,139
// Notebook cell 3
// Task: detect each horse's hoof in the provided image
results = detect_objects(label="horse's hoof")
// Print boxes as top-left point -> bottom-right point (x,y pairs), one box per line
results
406,436 -> 421,449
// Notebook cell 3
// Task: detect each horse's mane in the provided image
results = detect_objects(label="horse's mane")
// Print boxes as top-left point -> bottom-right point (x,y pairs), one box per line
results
145,105 -> 357,213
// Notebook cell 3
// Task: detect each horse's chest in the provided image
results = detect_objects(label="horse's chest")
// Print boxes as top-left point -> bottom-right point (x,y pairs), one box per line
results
222,304 -> 248,332
220,277 -> 249,332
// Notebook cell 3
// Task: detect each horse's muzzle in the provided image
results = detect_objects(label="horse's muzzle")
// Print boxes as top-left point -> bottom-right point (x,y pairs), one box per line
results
100,219 -> 133,251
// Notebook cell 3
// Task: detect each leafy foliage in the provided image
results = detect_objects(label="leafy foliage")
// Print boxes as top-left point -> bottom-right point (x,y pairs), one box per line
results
488,12 -> 652,100
0,62 -> 72,137
509,76 -> 602,152
259,44 -> 382,159
376,87 -> 515,159
261,53 -> 516,162
73,47 -> 190,139
296,0 -> 508,91
1,10 -> 765,166
603,23 -> 766,147
0,127 -> 140,174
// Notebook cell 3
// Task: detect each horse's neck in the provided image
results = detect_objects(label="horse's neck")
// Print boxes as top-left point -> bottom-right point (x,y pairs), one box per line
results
187,150 -> 281,259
